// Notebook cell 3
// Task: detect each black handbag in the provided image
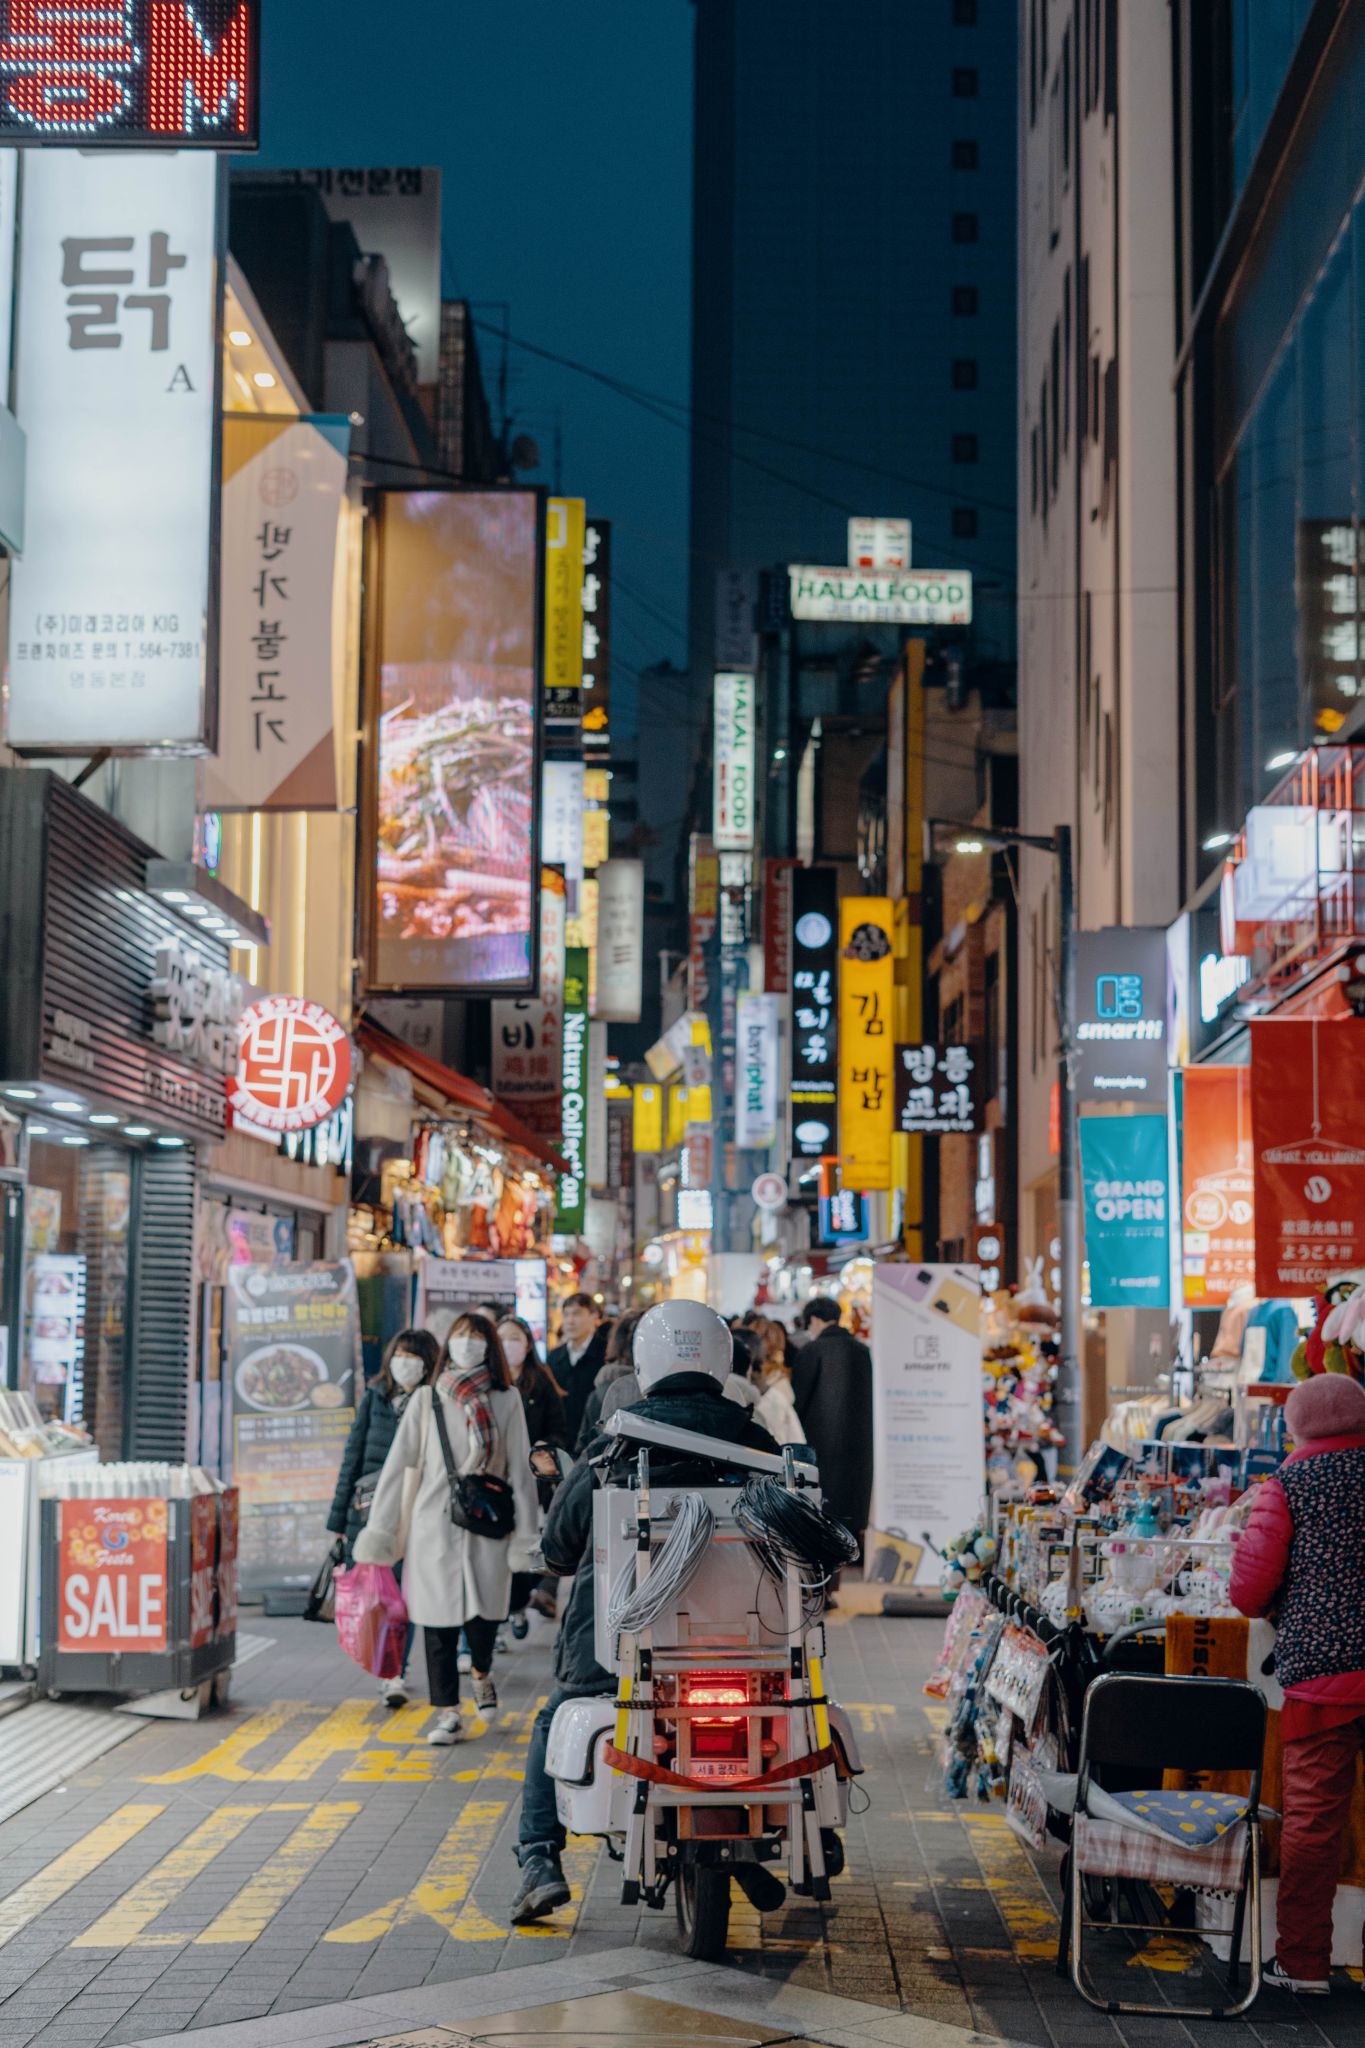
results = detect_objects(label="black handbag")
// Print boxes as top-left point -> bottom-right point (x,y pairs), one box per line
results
351,1473 -> 379,1524
304,1539 -> 343,1623
430,1386 -> 517,1539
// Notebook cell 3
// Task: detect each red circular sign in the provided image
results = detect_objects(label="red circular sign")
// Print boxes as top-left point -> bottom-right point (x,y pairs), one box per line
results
230,997 -> 353,1134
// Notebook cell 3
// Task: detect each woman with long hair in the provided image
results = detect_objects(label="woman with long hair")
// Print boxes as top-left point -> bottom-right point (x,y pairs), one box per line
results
356,1311 -> 539,1744
746,1316 -> 806,1447
327,1327 -> 440,1705
497,1313 -> 567,1641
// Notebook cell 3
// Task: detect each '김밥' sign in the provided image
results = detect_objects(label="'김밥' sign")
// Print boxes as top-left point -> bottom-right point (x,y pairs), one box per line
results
230,995 -> 353,1134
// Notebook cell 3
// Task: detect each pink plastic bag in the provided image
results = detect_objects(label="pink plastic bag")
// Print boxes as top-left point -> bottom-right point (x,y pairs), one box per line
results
333,1564 -> 407,1679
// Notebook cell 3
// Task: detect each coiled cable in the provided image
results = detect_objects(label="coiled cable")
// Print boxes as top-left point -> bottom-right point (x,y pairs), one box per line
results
734,1476 -> 860,1623
606,1489 -> 716,1640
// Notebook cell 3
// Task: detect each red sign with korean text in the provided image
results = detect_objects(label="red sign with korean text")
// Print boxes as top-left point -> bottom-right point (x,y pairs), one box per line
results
1250,1020 -> 1365,1294
0,1 -> 260,148
190,1493 -> 215,1646
231,995 -> 353,1134
57,1497 -> 169,1653
217,1487 -> 239,1638
1181,1065 -> 1256,1307
762,859 -> 794,995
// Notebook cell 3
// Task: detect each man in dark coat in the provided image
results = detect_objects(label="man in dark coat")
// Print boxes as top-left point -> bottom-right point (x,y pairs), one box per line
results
511,1303 -> 778,1924
790,1297 -> 874,1544
547,1291 -> 610,1447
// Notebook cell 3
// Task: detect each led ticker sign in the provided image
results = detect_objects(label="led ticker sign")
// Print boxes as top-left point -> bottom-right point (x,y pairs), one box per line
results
0,1 -> 260,147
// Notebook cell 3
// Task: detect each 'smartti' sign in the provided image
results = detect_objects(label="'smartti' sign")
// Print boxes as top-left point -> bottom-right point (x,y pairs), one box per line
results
57,1496 -> 168,1652
231,996 -> 353,1134
1251,1019 -> 1365,1293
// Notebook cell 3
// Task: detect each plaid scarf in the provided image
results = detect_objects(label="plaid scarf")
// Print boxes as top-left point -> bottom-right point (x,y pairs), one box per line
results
438,1358 -> 498,1473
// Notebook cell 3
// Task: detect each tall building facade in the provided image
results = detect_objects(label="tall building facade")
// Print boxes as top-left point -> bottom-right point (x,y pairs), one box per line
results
1017,0 -> 1179,1404
690,0 -> 1019,682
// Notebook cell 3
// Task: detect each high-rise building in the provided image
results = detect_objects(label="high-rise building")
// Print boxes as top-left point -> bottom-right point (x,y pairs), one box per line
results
689,0 -> 1019,684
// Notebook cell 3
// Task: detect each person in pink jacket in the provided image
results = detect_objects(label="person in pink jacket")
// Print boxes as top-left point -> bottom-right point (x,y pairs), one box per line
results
1230,1371 -> 1365,1996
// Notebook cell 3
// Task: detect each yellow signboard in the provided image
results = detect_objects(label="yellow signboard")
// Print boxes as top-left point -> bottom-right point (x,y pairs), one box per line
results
838,896 -> 895,1191
545,497 -> 586,714
633,1083 -> 663,1154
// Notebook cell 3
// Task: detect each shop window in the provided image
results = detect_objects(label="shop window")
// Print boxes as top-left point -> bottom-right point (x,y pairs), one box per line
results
952,284 -> 979,316
984,949 -> 1001,1101
952,138 -> 979,170
952,212 -> 979,244
953,507 -> 978,539
952,66 -> 979,97
953,0 -> 978,22
953,432 -> 979,464
952,357 -> 979,390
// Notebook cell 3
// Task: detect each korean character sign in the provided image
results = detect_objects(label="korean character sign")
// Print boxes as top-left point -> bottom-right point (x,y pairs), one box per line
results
1250,1019 -> 1365,1294
838,898 -> 895,1191
6,147 -> 221,751
895,1042 -> 983,1137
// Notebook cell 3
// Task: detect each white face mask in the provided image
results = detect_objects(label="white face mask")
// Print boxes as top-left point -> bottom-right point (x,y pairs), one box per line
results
390,1354 -> 425,1390
500,1332 -> 529,1371
447,1334 -> 487,1371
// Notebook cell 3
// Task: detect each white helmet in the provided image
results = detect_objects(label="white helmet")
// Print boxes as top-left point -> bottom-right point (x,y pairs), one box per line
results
633,1300 -> 733,1393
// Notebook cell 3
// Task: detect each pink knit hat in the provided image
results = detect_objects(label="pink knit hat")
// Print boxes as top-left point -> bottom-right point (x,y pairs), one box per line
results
1285,1373 -> 1365,1442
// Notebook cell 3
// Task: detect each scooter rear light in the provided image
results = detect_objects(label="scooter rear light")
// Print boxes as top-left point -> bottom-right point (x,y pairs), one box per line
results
682,1672 -> 748,1724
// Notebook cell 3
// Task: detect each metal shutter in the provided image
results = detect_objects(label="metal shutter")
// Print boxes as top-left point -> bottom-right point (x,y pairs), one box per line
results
126,1146 -> 196,1461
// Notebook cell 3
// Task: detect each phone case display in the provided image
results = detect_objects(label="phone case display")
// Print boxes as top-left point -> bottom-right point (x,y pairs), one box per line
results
24,1254 -> 85,1421
0,1391 -> 99,1670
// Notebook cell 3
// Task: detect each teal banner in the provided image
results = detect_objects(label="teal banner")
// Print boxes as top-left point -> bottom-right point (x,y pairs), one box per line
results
1080,1114 -> 1170,1309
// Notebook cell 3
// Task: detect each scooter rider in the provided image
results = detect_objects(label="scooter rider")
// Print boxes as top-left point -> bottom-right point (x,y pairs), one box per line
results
510,1299 -> 780,1925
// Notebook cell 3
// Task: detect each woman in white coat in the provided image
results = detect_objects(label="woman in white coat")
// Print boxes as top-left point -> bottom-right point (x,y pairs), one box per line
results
355,1312 -> 539,1745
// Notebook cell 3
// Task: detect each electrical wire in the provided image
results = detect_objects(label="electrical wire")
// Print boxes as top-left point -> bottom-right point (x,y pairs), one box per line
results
733,1476 -> 860,1627
606,1489 -> 715,1640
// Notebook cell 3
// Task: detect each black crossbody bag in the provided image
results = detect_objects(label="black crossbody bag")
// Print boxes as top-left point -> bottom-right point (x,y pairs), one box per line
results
430,1386 -> 517,1538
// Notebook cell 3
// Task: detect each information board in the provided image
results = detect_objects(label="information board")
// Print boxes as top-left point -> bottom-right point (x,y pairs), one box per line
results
869,1262 -> 984,1587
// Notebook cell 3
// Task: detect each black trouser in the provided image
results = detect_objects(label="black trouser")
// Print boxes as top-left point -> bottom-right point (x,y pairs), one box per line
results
424,1616 -> 498,1707
509,1572 -> 535,1614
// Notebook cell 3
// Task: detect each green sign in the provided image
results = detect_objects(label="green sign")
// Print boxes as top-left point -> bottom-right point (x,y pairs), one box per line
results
556,947 -> 589,1232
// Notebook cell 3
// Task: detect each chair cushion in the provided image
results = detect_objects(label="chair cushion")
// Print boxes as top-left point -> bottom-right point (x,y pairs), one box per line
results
1106,1788 -> 1249,1846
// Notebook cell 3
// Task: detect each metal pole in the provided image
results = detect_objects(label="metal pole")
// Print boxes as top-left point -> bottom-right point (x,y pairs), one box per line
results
1054,823 -> 1083,1470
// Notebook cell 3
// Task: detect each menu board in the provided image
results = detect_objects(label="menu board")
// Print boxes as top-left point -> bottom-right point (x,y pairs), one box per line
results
224,1261 -> 359,1597
417,1257 -> 549,1353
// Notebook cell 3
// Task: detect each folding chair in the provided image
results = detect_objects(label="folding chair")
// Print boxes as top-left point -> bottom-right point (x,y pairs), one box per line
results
1060,1672 -> 1267,2020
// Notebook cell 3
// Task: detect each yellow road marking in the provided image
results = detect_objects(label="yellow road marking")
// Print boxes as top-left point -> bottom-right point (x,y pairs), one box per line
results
962,1811 -> 1060,1959
325,1800 -> 507,1943
922,1703 -> 948,1733
369,1701 -> 436,1745
259,1701 -> 378,1781
0,1805 -> 164,1946
194,1803 -> 359,1944
143,1701 -> 310,1784
73,1805 -> 261,1948
451,1746 -> 523,1784
844,1702 -> 897,1735
1128,1934 -> 1201,1974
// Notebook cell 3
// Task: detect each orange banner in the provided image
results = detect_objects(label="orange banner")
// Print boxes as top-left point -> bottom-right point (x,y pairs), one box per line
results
1180,1065 -> 1255,1306
58,1498 -> 169,1654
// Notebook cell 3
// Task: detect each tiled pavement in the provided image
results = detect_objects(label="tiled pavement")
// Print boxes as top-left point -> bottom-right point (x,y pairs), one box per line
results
0,1608 -> 1363,2047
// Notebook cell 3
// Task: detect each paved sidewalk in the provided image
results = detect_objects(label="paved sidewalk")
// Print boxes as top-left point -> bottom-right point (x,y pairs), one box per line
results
0,1608 -> 1361,2047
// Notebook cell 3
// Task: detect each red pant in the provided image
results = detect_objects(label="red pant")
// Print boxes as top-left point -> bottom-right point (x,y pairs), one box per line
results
1278,1714 -> 1365,1977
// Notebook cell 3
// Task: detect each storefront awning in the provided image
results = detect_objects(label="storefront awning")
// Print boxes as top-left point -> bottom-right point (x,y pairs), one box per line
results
356,1016 -> 568,1178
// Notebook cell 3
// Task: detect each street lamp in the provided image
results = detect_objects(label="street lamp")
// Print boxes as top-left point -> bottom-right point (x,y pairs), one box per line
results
924,817 -> 1081,1468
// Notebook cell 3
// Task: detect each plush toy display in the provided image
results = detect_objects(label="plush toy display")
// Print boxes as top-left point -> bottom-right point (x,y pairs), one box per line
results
1292,1277 -> 1365,1381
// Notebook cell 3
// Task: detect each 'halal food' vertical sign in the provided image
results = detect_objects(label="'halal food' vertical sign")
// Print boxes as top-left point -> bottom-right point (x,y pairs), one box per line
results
555,947 -> 590,1232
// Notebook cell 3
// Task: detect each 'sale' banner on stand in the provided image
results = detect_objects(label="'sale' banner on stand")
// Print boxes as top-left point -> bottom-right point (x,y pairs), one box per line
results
869,1262 -> 984,1587
1180,1064 -> 1255,1306
1251,1019 -> 1365,1293
1080,1115 -> 1170,1308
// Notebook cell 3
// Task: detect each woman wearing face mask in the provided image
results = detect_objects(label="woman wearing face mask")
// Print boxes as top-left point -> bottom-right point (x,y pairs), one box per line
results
327,1328 -> 439,1707
355,1312 -> 539,1745
497,1315 -> 567,1642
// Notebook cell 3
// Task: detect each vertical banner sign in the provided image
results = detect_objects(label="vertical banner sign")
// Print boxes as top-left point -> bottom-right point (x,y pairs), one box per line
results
204,414 -> 351,811
713,670 -> 756,850
633,1082 -> 663,1154
1180,1064 -> 1256,1306
689,835 -> 720,1010
870,1262 -> 984,1588
587,1020 -> 609,1187
790,866 -> 839,1157
735,992 -> 779,1148
492,869 -> 567,1144
595,859 -> 644,1023
1080,1115 -> 1170,1308
0,146 -> 13,398
1251,1019 -> 1365,1293
541,758 -> 585,894
1074,928 -> 1169,1103
556,948 -> 589,1232
581,517 -> 612,752
7,149 -> 222,751
224,1260 -> 360,1598
544,495 -> 586,727
763,858 -> 794,995
838,898 -> 895,1190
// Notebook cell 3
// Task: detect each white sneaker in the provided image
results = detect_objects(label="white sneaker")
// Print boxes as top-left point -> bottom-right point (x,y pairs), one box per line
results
457,1649 -> 472,1674
1263,1958 -> 1329,1996
473,1673 -> 498,1713
381,1676 -> 409,1708
426,1708 -> 464,1745
495,1628 -> 510,1654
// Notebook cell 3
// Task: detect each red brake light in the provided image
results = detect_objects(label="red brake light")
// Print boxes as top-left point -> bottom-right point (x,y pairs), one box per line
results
683,1672 -> 748,1722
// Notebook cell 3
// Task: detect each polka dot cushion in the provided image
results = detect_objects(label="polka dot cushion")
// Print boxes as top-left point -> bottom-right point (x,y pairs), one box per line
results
1107,1789 -> 1249,1847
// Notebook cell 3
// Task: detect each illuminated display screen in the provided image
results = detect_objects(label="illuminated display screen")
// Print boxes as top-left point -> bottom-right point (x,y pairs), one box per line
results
0,1 -> 259,147
366,490 -> 544,996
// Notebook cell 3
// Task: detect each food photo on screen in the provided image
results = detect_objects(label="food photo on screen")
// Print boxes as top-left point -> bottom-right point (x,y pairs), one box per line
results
371,490 -> 541,992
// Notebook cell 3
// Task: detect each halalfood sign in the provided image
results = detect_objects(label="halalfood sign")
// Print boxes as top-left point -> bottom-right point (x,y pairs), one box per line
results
789,565 -> 972,626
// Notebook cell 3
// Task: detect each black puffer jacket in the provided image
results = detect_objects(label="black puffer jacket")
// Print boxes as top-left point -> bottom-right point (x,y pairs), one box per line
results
541,1373 -> 779,1689
573,1354 -> 637,1454
327,1383 -> 411,1556
790,1324 -> 874,1533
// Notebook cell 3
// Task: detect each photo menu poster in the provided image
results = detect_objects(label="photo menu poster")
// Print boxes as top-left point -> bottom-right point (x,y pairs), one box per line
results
224,1261 -> 359,1597
869,1262 -> 984,1587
